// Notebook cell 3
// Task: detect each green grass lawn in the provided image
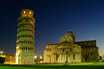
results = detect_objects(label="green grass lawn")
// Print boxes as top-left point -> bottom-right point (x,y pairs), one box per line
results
0,62 -> 104,69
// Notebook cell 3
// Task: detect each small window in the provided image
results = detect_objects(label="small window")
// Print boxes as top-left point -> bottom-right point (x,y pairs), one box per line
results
63,49 -> 65,52
91,53 -> 93,56
70,48 -> 72,52
73,54 -> 75,60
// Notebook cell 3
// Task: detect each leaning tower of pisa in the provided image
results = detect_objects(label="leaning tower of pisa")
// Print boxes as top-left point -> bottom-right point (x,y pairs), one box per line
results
16,9 -> 35,64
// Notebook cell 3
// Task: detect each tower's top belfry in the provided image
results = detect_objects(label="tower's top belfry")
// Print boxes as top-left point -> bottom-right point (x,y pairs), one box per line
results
18,9 -> 35,24
21,9 -> 34,17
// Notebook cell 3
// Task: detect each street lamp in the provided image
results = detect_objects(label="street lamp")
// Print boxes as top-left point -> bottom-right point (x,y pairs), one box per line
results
40,56 -> 42,59
34,56 -> 37,59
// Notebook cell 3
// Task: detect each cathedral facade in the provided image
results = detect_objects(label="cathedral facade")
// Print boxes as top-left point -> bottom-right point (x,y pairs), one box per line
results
44,30 -> 98,63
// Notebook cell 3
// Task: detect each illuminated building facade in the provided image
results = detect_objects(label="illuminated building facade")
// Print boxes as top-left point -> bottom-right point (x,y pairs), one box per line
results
0,51 -> 15,64
102,55 -> 104,61
44,30 -> 98,63
16,9 -> 35,64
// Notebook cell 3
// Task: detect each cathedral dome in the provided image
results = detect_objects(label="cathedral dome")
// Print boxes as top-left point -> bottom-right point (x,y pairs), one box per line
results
60,29 -> 75,43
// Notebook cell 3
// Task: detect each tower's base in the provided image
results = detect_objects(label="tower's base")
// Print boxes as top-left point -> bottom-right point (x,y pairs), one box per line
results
17,55 -> 34,64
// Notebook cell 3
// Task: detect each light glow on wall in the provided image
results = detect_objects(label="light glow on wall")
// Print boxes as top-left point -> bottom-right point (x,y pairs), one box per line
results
24,11 -> 26,13
0,51 -> 3,54
29,12 -> 31,14
16,53 -> 19,64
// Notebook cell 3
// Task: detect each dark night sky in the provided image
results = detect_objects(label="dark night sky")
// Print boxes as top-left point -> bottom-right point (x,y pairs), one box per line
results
0,0 -> 104,56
